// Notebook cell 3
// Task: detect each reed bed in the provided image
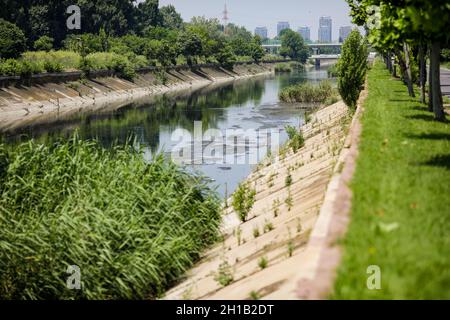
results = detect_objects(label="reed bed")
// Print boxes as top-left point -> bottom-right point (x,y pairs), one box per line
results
279,80 -> 338,104
0,136 -> 221,299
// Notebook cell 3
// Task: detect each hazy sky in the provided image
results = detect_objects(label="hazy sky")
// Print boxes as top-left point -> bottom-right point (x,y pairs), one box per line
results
158,0 -> 354,40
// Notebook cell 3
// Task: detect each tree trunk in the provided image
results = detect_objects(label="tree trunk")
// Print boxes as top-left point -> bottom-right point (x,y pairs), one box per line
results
428,46 -> 434,111
430,41 -> 445,121
419,45 -> 427,104
403,43 -> 415,98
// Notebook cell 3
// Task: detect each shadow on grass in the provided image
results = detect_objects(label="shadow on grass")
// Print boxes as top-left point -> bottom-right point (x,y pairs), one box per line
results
421,154 -> 450,170
405,114 -> 436,121
406,133 -> 450,141
389,99 -> 416,103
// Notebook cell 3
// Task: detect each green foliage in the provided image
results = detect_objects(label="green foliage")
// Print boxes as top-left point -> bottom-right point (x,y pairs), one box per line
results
232,182 -> 256,222
214,260 -> 234,287
285,173 -> 293,187
160,5 -> 184,29
441,49 -> 450,61
280,80 -> 336,104
249,41 -> 265,63
249,291 -> 261,300
258,256 -> 268,269
274,63 -> 293,73
285,125 -> 305,153
280,29 -> 310,63
215,45 -> 237,70
0,136 -> 221,299
177,31 -> 203,66
337,29 -> 368,109
263,221 -> 274,233
332,60 -> 450,299
0,19 -> 26,59
0,59 -> 23,76
33,36 -> 54,51
253,226 -> 260,238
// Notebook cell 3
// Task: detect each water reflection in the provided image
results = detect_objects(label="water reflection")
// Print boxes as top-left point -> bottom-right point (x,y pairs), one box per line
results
5,65 -> 333,197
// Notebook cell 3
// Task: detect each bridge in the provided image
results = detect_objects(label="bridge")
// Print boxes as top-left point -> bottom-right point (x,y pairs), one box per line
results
262,42 -> 343,55
310,54 -> 340,67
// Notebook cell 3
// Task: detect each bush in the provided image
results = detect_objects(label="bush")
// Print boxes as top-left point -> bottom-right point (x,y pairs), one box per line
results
43,60 -> 64,73
285,125 -> 305,153
215,45 -> 237,70
33,36 -> 54,51
274,63 -> 293,73
337,29 -> 368,109
0,59 -> 22,76
232,182 -> 256,222
112,55 -> 136,81
22,51 -> 81,72
0,19 -> 26,59
279,80 -> 335,103
0,137 -> 221,299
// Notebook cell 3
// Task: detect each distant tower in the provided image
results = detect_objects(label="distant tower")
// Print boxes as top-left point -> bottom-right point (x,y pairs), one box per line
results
223,3 -> 229,33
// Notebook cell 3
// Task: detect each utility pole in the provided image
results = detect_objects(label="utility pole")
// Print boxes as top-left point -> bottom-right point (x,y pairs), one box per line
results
223,3 -> 229,34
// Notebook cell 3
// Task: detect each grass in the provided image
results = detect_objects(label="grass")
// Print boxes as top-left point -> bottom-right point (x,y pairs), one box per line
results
442,61 -> 450,70
274,63 -> 293,73
232,182 -> 256,222
331,60 -> 450,299
0,135 -> 221,299
279,80 -> 339,104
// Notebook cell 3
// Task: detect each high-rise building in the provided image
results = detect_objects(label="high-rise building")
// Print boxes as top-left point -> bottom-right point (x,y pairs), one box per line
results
298,26 -> 311,42
277,21 -> 290,36
318,16 -> 332,43
339,26 -> 353,43
255,27 -> 268,40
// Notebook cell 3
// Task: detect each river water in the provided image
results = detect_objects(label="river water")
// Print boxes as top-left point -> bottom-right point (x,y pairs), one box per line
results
5,66 -> 332,197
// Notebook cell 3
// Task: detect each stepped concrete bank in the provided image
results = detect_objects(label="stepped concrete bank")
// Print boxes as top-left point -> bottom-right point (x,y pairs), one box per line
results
0,62 -> 279,132
164,99 -> 356,300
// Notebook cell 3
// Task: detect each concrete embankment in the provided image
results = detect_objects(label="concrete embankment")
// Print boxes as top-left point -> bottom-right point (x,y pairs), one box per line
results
0,62 -> 278,132
165,100 -> 353,300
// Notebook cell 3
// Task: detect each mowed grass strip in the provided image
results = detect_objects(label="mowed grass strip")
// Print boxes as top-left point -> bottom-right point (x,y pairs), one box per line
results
332,60 -> 450,299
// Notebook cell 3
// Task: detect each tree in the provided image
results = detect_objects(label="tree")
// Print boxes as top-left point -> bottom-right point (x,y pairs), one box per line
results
280,29 -> 309,63
160,5 -> 183,29
177,31 -> 203,66
249,41 -> 264,63
33,36 -> 54,51
346,0 -> 449,121
0,19 -> 26,59
215,44 -> 236,70
337,29 -> 369,109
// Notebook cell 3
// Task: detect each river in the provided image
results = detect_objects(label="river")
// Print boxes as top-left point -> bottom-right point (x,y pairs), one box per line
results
4,65 -> 332,197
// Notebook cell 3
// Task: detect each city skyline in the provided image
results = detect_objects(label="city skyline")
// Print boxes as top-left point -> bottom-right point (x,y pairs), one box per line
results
157,0 -> 353,41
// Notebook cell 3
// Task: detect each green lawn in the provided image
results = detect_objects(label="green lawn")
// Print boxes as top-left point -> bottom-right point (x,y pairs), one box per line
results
332,60 -> 450,299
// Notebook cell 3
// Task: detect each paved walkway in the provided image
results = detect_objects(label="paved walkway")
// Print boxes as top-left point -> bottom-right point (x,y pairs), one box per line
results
441,68 -> 450,98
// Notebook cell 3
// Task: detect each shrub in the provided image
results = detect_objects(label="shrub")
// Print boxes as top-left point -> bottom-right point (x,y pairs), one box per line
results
258,256 -> 268,269
0,137 -> 221,299
0,19 -> 26,59
337,29 -> 368,109
112,55 -> 136,81
22,51 -> 81,72
253,226 -> 260,238
33,36 -> 54,51
285,125 -> 305,153
0,59 -> 22,76
216,45 -> 237,70
232,182 -> 256,222
214,260 -> 234,287
43,60 -> 64,73
274,63 -> 292,73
